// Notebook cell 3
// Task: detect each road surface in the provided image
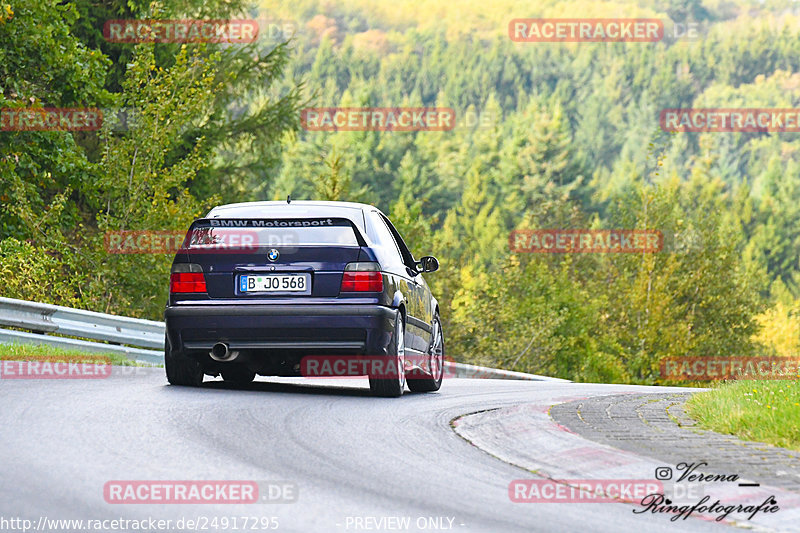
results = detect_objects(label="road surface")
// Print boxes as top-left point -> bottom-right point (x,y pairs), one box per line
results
1,367 -> 793,532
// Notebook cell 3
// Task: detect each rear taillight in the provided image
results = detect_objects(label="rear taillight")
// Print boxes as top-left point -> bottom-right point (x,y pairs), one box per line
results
340,262 -> 383,292
170,263 -> 206,293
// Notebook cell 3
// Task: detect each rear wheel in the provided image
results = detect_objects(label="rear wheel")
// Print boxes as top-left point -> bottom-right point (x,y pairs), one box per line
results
369,313 -> 405,397
221,365 -> 256,385
165,334 -> 204,387
408,314 -> 444,392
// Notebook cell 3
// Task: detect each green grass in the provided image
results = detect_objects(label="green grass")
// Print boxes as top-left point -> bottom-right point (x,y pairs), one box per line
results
0,343 -> 146,366
686,380 -> 800,451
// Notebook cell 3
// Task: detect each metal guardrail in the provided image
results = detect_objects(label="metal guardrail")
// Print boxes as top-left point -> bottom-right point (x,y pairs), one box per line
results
0,329 -> 164,364
0,297 -> 165,364
0,296 -> 568,381
444,360 -> 569,382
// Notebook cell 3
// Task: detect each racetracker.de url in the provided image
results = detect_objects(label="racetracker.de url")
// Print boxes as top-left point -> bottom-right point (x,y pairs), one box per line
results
0,516 -> 279,532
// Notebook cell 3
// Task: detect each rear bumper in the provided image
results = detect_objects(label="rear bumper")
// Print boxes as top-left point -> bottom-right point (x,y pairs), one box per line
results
164,304 -> 398,358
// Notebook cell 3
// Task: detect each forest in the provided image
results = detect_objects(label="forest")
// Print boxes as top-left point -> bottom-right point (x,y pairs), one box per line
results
3,0 -> 800,382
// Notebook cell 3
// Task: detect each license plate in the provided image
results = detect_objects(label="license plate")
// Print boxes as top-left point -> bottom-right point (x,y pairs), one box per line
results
239,274 -> 311,294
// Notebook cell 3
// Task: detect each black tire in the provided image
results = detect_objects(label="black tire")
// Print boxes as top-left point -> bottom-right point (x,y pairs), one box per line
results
369,313 -> 406,397
221,365 -> 256,385
408,314 -> 444,393
165,334 -> 204,387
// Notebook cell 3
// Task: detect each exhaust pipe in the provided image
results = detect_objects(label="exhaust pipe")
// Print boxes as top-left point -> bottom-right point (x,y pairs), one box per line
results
209,342 -> 238,362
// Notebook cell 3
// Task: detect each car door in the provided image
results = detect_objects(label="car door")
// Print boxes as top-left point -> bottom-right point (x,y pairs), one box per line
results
379,213 -> 433,354
365,210 -> 423,353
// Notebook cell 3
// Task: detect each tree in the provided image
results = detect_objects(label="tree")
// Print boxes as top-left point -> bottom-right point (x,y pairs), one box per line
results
387,151 -> 436,257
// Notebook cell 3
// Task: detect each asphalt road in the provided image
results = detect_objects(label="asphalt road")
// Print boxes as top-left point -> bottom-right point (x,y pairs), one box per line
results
0,367 -> 776,532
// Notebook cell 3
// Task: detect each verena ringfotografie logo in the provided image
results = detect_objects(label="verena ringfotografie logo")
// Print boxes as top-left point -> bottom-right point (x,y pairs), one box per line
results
300,107 -> 456,132
661,109 -> 800,133
509,479 -> 663,503
509,19 -> 663,42
1,108 -> 102,131
103,481 -> 298,504
509,229 -> 663,253
1,358 -> 112,379
637,463 -> 779,522
660,357 -> 800,381
103,19 -> 259,43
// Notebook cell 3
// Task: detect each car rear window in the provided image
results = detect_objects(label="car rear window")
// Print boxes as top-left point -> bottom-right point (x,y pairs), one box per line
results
187,218 -> 359,248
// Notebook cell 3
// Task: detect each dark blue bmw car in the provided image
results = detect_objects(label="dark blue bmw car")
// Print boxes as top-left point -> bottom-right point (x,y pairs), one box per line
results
164,200 -> 444,397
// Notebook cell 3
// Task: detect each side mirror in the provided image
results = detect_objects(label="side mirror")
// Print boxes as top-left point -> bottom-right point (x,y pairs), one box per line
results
416,256 -> 439,273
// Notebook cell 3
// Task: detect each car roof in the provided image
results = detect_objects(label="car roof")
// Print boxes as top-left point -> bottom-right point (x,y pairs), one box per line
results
205,201 -> 384,232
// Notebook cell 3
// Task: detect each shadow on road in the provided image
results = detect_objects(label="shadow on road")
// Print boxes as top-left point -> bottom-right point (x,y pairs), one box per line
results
165,378 -> 375,397
161,377 -> 436,398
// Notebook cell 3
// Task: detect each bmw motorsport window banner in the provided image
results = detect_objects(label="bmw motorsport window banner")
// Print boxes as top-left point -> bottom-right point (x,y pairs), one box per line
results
195,218 -> 351,228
